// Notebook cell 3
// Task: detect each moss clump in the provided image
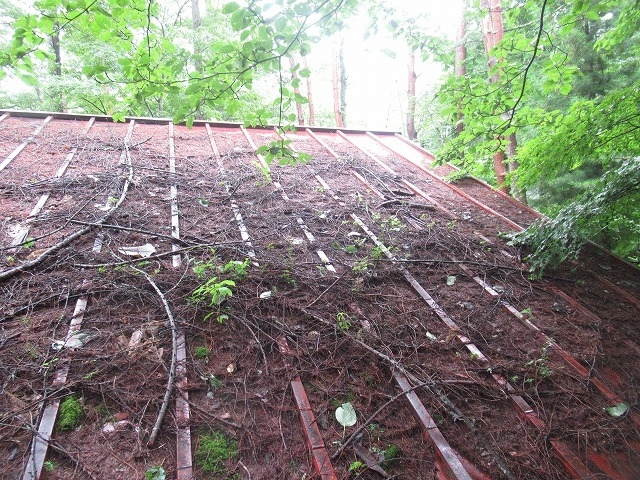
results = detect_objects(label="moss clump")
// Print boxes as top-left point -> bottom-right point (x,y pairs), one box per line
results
195,431 -> 238,474
194,346 -> 210,361
382,443 -> 401,468
58,396 -> 84,431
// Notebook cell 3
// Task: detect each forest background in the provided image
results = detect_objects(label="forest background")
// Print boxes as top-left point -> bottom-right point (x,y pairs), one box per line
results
0,0 -> 638,273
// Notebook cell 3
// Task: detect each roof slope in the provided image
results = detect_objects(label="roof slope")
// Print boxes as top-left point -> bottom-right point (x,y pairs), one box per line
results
1,112 -> 639,480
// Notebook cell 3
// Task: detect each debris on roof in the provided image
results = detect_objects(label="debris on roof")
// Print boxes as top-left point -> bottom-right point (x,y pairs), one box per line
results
1,111 -> 639,480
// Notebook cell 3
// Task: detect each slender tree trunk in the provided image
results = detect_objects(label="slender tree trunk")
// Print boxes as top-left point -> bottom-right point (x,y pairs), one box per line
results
191,0 -> 203,72
289,56 -> 305,125
50,21 -> 65,111
304,56 -> 315,125
481,0 -> 511,193
338,38 -> 347,126
332,47 -> 344,128
406,51 -> 417,140
454,6 -> 467,134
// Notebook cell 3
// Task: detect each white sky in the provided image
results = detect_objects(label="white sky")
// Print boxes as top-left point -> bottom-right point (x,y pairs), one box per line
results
297,0 -> 463,131
1,0 -> 463,130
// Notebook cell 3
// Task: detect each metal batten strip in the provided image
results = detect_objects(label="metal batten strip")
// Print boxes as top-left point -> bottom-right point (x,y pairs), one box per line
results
0,112 -> 9,123
332,131 -> 452,214
167,123 -> 193,480
206,124 -> 257,262
22,120 -> 132,480
242,127 -> 337,272
366,131 -> 523,231
349,213 -> 593,478
0,115 -> 53,172
168,123 -> 181,268
11,118 -> 96,247
277,337 -> 338,480
393,372 -> 474,480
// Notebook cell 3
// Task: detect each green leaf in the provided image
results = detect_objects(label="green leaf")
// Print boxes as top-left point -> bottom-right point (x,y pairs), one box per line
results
446,275 -> 456,286
222,2 -> 240,14
605,402 -> 629,418
299,68 -> 311,78
145,466 -> 167,480
335,403 -> 357,427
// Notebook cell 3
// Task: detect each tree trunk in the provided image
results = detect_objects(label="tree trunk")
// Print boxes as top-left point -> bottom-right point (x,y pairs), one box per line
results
454,8 -> 467,134
332,47 -> 344,128
338,38 -> 347,126
191,0 -> 203,72
304,56 -> 315,126
289,56 -> 305,125
50,21 -> 65,111
481,0 -> 511,193
406,51 -> 417,140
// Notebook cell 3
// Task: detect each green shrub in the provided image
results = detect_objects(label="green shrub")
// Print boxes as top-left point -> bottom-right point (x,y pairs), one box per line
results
58,396 -> 84,431
195,431 -> 238,474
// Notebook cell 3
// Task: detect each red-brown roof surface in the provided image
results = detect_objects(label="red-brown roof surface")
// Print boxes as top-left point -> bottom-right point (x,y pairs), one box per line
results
1,111 -> 639,480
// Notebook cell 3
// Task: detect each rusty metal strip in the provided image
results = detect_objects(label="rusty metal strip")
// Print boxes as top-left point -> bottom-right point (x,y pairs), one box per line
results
242,127 -> 337,273
392,133 -> 544,220
277,337 -> 338,480
166,123 -> 193,480
11,118 -> 96,247
22,121 -> 132,480
331,131 -> 452,214
393,372 -> 474,480
349,214 -> 593,478
0,116 -> 53,172
0,112 -> 9,123
205,124 -> 257,262
366,131 -> 523,231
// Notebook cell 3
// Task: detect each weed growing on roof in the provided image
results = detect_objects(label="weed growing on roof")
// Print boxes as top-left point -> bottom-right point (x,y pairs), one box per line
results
194,346 -> 210,361
348,461 -> 365,474
525,340 -> 553,382
336,312 -> 352,330
43,460 -> 56,472
382,444 -> 402,468
58,396 -> 84,431
189,258 -> 250,322
145,466 -> 166,480
195,430 -> 238,475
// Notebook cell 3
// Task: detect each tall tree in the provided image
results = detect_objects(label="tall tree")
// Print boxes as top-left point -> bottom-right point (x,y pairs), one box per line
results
332,44 -> 344,127
454,5 -> 467,135
304,56 -> 315,125
289,56 -> 305,125
406,51 -> 417,139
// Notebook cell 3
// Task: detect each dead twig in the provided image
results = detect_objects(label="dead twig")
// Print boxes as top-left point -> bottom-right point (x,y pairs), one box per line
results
331,379 -> 433,461
129,264 -> 178,448
0,145 -> 135,283
306,271 -> 347,307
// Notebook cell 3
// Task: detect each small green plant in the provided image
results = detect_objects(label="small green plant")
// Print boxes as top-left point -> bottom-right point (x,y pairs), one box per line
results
98,265 -> 108,274
221,258 -> 250,280
382,216 -> 405,232
195,431 -> 238,475
370,246 -> 384,260
145,466 -> 167,480
352,259 -> 371,274
348,460 -> 365,474
23,237 -> 35,249
58,396 -> 84,431
83,369 -> 99,380
525,341 -> 553,381
521,307 -> 533,315
336,312 -> 352,331
43,460 -> 56,472
194,346 -> 210,361
189,277 -> 236,322
382,443 -> 402,468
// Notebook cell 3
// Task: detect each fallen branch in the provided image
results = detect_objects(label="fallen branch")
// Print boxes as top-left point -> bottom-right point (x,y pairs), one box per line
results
306,271 -> 347,307
331,379 -> 433,460
0,144 -> 135,283
130,264 -> 178,448
21,418 -> 99,480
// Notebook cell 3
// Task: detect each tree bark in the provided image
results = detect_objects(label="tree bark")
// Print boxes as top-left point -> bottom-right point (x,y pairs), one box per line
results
289,56 -> 305,125
191,0 -> 203,72
338,38 -> 347,126
303,57 -> 315,125
406,52 -> 417,140
481,0 -> 511,193
332,47 -> 344,128
454,8 -> 467,134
